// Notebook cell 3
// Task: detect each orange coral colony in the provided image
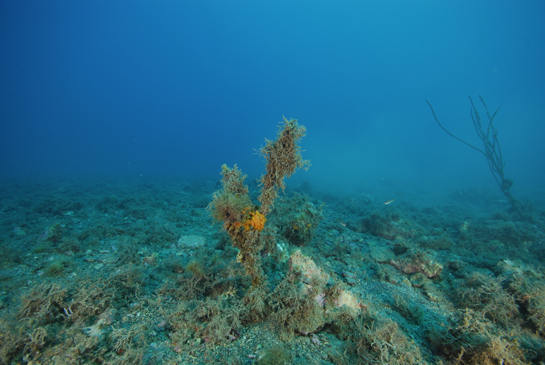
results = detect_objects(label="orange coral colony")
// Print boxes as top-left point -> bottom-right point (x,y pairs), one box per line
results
248,210 -> 266,231
230,209 -> 267,232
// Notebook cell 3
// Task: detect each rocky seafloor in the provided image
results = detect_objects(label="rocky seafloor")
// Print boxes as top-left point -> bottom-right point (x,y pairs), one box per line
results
0,177 -> 544,365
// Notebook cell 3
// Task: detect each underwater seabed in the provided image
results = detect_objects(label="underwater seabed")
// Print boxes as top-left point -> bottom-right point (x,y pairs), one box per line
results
0,177 -> 544,365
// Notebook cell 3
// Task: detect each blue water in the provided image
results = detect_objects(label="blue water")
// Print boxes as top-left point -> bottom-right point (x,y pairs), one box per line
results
1,1 -> 544,195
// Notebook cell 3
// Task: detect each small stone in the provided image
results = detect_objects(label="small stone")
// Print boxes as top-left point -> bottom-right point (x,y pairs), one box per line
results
178,235 -> 206,249
369,246 -> 395,263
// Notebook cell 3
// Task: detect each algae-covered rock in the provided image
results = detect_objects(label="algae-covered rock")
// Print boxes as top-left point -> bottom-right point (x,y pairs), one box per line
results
272,250 -> 363,335
289,249 -> 330,286
390,250 -> 443,278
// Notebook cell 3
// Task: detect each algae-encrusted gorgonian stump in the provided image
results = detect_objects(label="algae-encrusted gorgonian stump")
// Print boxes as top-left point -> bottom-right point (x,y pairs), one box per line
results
209,117 -> 310,288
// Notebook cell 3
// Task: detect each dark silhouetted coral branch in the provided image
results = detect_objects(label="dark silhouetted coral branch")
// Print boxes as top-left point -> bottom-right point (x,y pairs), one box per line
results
426,96 -> 520,211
